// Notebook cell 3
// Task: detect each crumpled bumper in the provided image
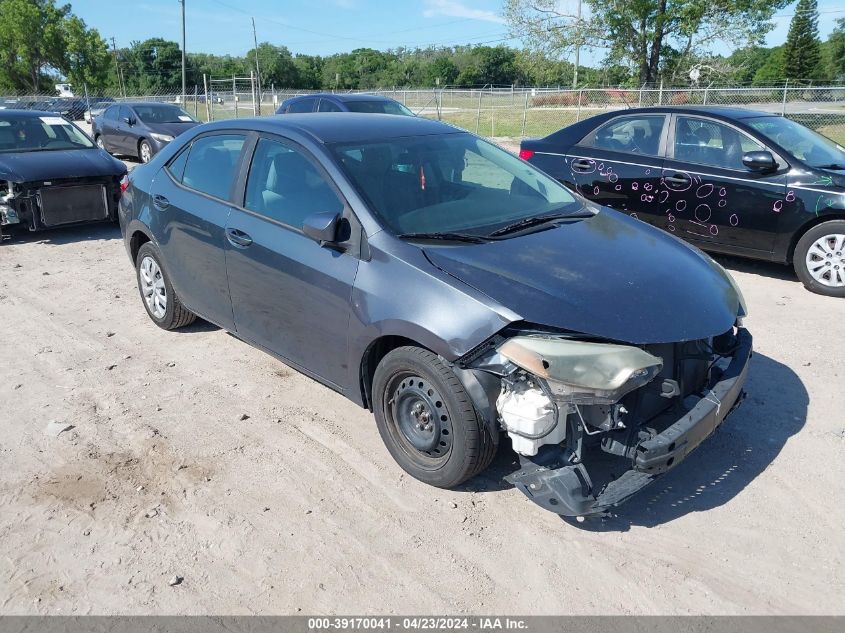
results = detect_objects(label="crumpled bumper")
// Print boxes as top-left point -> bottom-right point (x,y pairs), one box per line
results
505,328 -> 753,516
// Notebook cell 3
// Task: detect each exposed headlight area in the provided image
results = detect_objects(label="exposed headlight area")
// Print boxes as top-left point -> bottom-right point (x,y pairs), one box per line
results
150,133 -> 174,143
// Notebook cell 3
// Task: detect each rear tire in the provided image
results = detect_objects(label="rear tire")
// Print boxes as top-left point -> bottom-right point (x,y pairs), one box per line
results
794,220 -> 845,297
372,346 -> 496,488
135,242 -> 196,330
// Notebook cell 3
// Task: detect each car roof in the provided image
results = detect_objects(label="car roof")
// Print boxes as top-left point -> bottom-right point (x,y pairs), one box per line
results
289,93 -> 399,103
0,109 -> 64,120
203,112 -> 460,143
608,105 -> 777,120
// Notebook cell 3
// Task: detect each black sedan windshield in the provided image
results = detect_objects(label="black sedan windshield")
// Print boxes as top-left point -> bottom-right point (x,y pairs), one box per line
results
134,104 -> 196,124
747,116 -> 845,169
0,115 -> 94,153
331,133 -> 581,236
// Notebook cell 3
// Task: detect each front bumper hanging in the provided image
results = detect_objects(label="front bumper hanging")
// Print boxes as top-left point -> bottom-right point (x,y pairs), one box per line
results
505,328 -> 753,516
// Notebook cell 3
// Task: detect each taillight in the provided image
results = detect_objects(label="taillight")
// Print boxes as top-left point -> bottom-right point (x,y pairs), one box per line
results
518,148 -> 535,161
120,174 -> 129,194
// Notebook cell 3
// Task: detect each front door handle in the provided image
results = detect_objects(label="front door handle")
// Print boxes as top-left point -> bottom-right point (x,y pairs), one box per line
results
664,173 -> 691,186
152,194 -> 170,210
226,228 -> 253,248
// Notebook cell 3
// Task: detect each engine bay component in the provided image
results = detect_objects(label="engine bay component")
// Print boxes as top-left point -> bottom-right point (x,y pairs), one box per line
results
498,336 -> 663,404
496,376 -> 565,456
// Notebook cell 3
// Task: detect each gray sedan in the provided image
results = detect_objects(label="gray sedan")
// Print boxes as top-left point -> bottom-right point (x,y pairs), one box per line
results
92,102 -> 199,163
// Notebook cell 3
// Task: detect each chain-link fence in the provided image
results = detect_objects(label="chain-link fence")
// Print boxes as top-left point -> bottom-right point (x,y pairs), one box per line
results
3,83 -> 845,145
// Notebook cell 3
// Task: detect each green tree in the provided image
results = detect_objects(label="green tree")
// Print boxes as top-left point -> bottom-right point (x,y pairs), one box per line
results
505,0 -> 790,85
725,46 -> 773,84
826,18 -> 845,80
0,0 -> 69,91
752,46 -> 785,85
123,38 -> 182,94
63,15 -> 110,92
782,0 -> 822,82
293,54 -> 323,89
246,43 -> 298,88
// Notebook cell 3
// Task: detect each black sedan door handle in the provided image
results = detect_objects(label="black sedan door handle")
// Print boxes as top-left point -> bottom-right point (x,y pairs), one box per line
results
664,173 -> 691,186
226,228 -> 253,248
571,158 -> 594,172
152,194 -> 170,210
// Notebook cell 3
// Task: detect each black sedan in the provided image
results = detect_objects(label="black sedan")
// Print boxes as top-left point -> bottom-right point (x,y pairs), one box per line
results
92,102 -> 199,164
276,92 -> 413,115
120,114 -> 751,516
0,110 -> 126,237
520,107 -> 845,297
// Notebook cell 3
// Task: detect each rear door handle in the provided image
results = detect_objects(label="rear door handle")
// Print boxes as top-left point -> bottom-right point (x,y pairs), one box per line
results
152,194 -> 169,210
226,228 -> 253,248
571,158 -> 594,173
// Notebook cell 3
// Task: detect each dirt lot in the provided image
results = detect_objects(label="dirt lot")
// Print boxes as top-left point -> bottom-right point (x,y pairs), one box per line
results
2,151 -> 845,615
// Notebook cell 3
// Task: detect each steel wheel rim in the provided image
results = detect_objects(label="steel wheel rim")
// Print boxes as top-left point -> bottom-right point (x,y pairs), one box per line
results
139,255 -> 167,319
140,143 -> 151,163
385,373 -> 453,466
806,233 -> 845,288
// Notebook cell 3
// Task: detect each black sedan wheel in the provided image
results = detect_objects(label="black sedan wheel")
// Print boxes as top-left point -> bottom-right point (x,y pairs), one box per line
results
373,346 -> 496,488
135,242 -> 196,330
794,220 -> 845,298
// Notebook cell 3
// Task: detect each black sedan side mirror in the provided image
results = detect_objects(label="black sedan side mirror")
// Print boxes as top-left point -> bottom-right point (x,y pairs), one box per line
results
303,212 -> 340,244
742,151 -> 777,172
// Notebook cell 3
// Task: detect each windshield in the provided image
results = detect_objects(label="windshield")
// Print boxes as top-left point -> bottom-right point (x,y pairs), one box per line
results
345,100 -> 414,116
134,104 -> 196,124
0,115 -> 94,153
746,116 -> 845,168
331,132 -> 581,236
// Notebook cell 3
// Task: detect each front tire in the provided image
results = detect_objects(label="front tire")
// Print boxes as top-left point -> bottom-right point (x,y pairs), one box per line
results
135,242 -> 196,330
139,139 -> 153,164
794,220 -> 845,297
372,346 -> 496,488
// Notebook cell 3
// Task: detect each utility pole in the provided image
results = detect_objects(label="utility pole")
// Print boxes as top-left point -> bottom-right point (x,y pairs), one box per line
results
111,37 -> 125,98
179,0 -> 186,105
572,0 -> 581,90
251,17 -> 262,115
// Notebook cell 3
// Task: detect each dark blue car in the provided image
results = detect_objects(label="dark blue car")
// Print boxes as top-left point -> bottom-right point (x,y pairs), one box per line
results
276,93 -> 413,116
119,114 -> 751,517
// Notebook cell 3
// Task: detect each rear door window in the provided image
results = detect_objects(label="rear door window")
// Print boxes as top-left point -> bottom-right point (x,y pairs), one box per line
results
181,134 -> 247,200
287,98 -> 317,113
317,99 -> 343,112
580,115 -> 666,156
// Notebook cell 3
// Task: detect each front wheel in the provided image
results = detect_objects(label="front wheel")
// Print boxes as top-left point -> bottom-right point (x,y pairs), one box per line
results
95,135 -> 107,152
794,220 -> 845,297
135,242 -> 196,330
372,346 -> 496,488
139,139 -> 153,164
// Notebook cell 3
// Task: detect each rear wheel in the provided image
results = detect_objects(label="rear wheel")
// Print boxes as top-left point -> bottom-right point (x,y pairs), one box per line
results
139,139 -> 153,164
372,346 -> 496,488
135,242 -> 196,330
794,220 -> 845,297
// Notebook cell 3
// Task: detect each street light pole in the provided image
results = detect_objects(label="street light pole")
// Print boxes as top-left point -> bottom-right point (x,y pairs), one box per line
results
180,0 -> 186,104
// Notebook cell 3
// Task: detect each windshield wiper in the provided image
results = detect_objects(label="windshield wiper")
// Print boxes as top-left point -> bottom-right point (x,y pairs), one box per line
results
815,163 -> 845,170
397,231 -> 487,243
487,211 -> 592,237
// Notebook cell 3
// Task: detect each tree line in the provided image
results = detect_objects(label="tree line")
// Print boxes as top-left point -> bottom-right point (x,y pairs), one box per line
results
1,0 -> 843,96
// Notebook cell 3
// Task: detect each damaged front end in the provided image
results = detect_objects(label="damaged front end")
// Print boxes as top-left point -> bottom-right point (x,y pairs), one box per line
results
461,325 -> 752,516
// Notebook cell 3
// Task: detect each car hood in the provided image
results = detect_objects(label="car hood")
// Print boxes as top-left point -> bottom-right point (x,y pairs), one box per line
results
0,148 -> 125,182
144,122 -> 199,138
423,209 -> 741,344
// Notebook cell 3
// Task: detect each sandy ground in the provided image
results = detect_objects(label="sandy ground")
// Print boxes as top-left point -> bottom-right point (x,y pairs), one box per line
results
1,146 -> 845,616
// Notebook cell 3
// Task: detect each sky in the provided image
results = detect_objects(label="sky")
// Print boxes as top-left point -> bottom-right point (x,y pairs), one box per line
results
69,0 -> 845,65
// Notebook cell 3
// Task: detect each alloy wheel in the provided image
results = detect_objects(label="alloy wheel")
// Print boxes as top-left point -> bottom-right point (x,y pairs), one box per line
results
139,255 -> 167,319
805,233 -> 845,288
140,142 -> 152,163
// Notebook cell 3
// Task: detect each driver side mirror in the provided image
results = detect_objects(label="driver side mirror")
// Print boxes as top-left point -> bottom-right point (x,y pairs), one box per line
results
122,116 -> 135,126
742,151 -> 777,173
303,212 -> 340,245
